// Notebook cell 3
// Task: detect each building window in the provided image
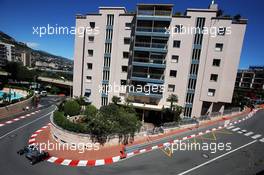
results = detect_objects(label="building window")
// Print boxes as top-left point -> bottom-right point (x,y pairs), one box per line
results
210,74 -> 218,82
212,59 -> 221,67
175,25 -> 183,33
124,38 -> 130,45
90,22 -> 95,29
171,55 -> 179,63
215,43 -> 223,52
84,89 -> 91,97
125,23 -> 132,28
88,50 -> 93,56
122,66 -> 128,72
168,84 -> 175,92
101,97 -> 108,106
123,52 -> 129,59
107,15 -> 114,26
121,80 -> 127,85
88,36 -> 94,42
105,43 -> 112,53
87,63 -> 93,69
170,70 -> 177,77
218,27 -> 226,36
173,40 -> 181,48
104,57 -> 111,67
106,29 -> 113,40
86,76 -> 92,82
208,89 -> 216,96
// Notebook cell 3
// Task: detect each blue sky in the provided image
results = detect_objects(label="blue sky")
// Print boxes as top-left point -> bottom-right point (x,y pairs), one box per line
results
0,0 -> 263,68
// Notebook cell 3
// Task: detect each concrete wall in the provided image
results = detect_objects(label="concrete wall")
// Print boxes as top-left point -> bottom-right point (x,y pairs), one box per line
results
50,114 -> 146,146
0,96 -> 34,119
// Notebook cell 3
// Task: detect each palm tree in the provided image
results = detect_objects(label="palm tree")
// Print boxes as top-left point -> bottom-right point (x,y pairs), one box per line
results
167,94 -> 178,111
112,96 -> 121,105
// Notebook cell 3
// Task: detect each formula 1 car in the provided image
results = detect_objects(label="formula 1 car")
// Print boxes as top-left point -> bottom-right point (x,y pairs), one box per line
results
17,145 -> 49,165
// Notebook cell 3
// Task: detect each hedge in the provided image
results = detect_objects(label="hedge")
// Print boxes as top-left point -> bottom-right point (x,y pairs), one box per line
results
53,111 -> 86,133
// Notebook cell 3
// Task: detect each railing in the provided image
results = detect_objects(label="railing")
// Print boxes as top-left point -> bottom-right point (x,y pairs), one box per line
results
136,27 -> 167,33
137,10 -> 171,16
135,42 -> 167,49
133,57 -> 166,64
132,72 -> 164,80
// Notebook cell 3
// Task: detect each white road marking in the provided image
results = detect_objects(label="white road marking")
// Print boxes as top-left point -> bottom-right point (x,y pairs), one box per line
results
232,127 -> 240,131
139,149 -> 146,153
241,130 -> 247,132
259,138 -> 264,143
61,159 -> 72,166
5,121 -> 13,124
178,140 -> 257,175
95,159 -> 105,166
245,132 -> 254,136
112,156 -> 120,162
227,126 -> 235,129
252,134 -> 262,139
47,157 -> 58,163
0,111 -> 54,140
152,145 -> 159,149
0,124 -> 4,127
77,160 -> 88,166
238,131 -> 243,134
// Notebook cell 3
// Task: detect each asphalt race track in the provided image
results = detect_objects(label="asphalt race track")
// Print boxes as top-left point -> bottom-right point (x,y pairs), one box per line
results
0,98 -> 263,175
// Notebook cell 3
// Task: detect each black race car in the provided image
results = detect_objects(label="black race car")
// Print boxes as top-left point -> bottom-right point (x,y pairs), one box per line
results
17,145 -> 49,165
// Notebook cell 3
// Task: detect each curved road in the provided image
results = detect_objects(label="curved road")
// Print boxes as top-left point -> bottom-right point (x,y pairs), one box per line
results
0,101 -> 263,175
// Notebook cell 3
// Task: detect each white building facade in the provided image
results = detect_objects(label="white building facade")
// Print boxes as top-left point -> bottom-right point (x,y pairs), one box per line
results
73,3 -> 247,118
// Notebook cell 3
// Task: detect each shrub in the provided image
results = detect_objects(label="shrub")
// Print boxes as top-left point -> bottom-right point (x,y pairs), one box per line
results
53,111 -> 85,133
63,100 -> 80,116
83,105 -> 97,121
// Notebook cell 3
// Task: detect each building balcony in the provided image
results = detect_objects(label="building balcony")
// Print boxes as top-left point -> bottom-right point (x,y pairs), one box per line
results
101,93 -> 108,97
137,10 -> 171,21
101,80 -> 109,84
129,91 -> 163,99
135,27 -> 169,37
134,42 -> 167,53
131,72 -> 164,84
104,53 -> 111,57
132,57 -> 166,68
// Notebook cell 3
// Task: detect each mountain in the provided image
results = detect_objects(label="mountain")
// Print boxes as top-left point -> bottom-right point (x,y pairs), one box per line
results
0,31 -> 73,63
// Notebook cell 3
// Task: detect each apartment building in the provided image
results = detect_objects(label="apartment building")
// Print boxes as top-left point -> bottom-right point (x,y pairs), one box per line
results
0,42 -> 15,66
21,51 -> 32,67
73,2 -> 247,118
236,66 -> 264,90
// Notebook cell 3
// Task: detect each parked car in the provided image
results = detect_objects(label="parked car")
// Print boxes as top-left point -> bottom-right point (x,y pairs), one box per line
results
17,145 -> 49,165
40,91 -> 47,97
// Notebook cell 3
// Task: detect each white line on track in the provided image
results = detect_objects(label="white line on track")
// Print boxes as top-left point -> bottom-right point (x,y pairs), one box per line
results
245,132 -> 254,136
252,134 -> 262,139
232,127 -> 240,131
177,140 -> 257,175
0,111 -> 53,140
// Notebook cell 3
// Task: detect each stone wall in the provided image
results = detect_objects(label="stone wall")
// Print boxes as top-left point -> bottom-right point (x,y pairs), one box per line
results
50,114 -> 147,147
0,96 -> 34,119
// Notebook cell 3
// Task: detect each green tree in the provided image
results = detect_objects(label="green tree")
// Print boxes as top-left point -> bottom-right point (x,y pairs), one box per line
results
111,96 -> 121,105
83,105 -> 97,121
63,100 -> 80,116
50,86 -> 60,94
167,94 -> 178,110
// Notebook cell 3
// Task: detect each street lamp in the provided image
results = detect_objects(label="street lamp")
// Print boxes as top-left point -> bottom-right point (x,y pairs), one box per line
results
60,76 -> 72,98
